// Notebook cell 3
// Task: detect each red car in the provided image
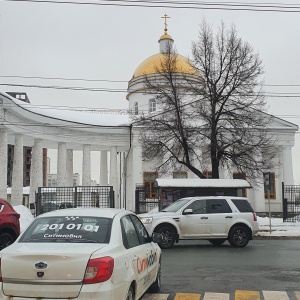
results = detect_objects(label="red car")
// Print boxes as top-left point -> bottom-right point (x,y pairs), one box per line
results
0,199 -> 20,250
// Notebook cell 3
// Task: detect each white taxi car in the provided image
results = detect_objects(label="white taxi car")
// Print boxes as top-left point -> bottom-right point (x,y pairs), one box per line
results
139,196 -> 259,249
0,208 -> 162,300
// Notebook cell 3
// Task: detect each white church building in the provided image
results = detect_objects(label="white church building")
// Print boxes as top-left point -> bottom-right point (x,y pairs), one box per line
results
0,24 -> 297,213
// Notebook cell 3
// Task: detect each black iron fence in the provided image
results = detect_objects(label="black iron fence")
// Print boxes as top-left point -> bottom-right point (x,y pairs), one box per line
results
36,186 -> 114,216
282,183 -> 300,222
135,185 -> 159,214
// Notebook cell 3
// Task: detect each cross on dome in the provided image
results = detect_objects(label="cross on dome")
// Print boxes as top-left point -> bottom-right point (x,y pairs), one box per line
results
161,13 -> 170,35
158,13 -> 174,52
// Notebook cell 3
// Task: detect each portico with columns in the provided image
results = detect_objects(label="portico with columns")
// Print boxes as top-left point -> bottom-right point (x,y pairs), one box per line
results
0,92 -> 143,211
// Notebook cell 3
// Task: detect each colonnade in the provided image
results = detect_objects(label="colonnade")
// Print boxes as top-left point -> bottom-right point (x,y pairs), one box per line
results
0,129 -> 125,207
0,127 -> 296,213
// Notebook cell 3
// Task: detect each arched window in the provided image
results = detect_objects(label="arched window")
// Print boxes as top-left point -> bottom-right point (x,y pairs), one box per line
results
149,99 -> 156,112
134,102 -> 138,115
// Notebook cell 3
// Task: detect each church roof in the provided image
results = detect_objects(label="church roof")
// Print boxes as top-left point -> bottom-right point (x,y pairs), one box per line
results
132,53 -> 198,79
158,33 -> 174,42
131,15 -> 198,80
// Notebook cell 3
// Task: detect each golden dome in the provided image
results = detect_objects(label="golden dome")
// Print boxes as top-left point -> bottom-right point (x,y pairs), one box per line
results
132,53 -> 198,79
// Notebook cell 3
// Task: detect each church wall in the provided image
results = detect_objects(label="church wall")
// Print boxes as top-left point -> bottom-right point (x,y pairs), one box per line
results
139,145 -> 289,213
129,92 -> 151,115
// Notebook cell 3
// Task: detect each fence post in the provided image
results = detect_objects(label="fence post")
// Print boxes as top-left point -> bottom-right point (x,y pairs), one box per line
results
283,198 -> 287,221
36,188 -> 41,216
110,188 -> 115,208
74,187 -> 77,208
135,188 -> 140,214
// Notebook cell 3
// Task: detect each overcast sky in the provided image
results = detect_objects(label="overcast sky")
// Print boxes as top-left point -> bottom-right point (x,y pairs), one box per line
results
0,0 -> 299,183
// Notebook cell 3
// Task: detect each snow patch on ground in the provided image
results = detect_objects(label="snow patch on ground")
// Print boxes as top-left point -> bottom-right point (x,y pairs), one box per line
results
256,216 -> 300,237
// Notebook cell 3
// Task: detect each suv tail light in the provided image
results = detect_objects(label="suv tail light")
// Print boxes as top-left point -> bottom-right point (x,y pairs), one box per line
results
252,212 -> 257,222
83,256 -> 114,284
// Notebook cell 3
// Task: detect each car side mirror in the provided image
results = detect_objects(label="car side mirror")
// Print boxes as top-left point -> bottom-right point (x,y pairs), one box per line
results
183,208 -> 193,215
152,232 -> 163,244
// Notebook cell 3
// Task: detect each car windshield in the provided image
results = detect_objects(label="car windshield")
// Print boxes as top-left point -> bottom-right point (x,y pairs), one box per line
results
19,216 -> 112,244
161,198 -> 191,212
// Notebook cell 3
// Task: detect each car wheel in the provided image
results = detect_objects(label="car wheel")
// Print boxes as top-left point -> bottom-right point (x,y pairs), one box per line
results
0,232 -> 15,250
148,260 -> 161,293
156,226 -> 176,249
208,239 -> 226,246
228,226 -> 250,248
126,285 -> 134,300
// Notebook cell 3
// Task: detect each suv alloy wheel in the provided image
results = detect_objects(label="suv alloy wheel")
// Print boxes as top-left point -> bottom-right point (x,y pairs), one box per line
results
228,226 -> 250,247
156,226 -> 176,249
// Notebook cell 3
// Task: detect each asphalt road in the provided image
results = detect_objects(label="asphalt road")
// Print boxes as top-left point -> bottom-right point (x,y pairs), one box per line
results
159,239 -> 300,298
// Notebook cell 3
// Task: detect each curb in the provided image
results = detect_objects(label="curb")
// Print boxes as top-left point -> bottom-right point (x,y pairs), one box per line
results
254,235 -> 300,240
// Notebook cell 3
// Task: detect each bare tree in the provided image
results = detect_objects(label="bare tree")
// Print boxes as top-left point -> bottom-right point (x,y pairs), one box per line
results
191,20 -> 276,183
133,21 -> 277,184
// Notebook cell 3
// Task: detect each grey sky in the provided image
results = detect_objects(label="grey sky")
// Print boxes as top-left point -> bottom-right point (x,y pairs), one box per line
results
0,0 -> 299,183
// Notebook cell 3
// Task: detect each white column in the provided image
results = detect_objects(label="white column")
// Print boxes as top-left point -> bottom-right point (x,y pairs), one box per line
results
29,139 -> 43,203
250,151 -> 266,212
121,152 -> 127,209
187,149 -> 196,179
66,149 -> 74,186
57,142 -> 67,187
129,144 -> 143,211
110,146 -> 118,207
220,164 -> 231,179
11,134 -> 23,205
100,150 -> 108,186
132,145 -> 143,184
82,144 -> 91,186
282,146 -> 294,185
0,129 -> 7,200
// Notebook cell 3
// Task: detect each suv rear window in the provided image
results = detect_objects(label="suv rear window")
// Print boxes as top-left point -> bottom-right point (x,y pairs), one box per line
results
207,199 -> 232,214
231,199 -> 254,212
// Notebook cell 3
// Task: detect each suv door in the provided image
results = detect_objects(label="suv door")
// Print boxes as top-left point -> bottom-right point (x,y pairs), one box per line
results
207,199 -> 233,236
179,199 -> 211,237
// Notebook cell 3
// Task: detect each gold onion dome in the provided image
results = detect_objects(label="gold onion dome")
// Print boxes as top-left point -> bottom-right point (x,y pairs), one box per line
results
132,53 -> 198,79
131,14 -> 199,80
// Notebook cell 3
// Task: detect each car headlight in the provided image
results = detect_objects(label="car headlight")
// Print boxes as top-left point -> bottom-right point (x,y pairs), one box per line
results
140,217 -> 153,224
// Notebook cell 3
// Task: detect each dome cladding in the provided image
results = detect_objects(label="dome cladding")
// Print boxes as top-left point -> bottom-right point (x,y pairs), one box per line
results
132,53 -> 198,79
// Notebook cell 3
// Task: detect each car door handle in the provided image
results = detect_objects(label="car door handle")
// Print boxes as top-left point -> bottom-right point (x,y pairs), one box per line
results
201,217 -> 208,219
225,216 -> 232,218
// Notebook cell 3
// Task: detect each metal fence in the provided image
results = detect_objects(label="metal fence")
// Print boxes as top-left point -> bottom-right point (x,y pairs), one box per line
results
282,183 -> 300,222
36,186 -> 114,216
135,185 -> 159,214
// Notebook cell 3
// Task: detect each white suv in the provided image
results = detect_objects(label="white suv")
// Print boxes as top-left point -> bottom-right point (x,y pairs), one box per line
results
139,196 -> 259,249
